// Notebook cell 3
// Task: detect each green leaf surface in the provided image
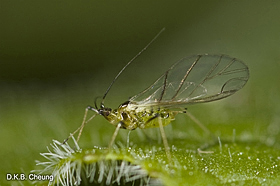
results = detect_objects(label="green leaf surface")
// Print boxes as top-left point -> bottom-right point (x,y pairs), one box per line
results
33,130 -> 280,186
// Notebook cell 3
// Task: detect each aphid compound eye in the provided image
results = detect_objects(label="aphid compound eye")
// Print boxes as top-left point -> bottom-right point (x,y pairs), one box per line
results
104,109 -> 112,116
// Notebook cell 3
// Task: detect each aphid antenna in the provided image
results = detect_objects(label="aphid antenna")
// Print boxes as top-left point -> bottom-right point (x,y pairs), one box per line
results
100,27 -> 166,107
94,96 -> 103,109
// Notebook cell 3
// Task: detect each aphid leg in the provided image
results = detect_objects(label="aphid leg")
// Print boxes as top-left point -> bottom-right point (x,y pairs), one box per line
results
182,109 -> 217,153
76,108 -> 98,142
63,106 -> 97,144
197,148 -> 214,154
63,126 -> 82,144
127,130 -> 132,148
182,109 -> 216,139
108,122 -> 122,151
144,114 -> 172,164
158,116 -> 172,165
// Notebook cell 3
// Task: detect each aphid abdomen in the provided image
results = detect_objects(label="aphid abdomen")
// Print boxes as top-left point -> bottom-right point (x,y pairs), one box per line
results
136,109 -> 176,129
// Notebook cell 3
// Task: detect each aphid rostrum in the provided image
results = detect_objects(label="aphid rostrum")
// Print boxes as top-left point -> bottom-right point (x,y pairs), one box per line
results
64,29 -> 249,163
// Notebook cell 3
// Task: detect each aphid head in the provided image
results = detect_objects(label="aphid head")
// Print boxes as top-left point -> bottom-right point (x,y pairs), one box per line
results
98,107 -> 112,117
92,96 -> 112,116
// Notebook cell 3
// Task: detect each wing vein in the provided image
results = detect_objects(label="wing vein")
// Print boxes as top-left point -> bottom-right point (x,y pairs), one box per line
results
159,71 -> 169,101
171,55 -> 201,100
188,55 -> 223,98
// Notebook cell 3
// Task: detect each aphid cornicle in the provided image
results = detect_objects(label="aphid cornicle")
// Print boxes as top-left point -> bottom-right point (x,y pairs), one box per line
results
64,28 -> 249,164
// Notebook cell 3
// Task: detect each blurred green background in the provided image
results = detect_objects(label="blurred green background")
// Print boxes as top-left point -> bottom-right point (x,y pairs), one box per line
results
1,0 -> 280,185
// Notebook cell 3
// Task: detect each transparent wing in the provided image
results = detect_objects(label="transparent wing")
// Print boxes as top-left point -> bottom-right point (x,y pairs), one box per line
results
128,54 -> 249,109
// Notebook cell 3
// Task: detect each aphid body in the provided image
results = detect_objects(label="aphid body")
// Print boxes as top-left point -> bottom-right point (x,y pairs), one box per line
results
65,29 -> 249,164
100,101 -> 176,130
